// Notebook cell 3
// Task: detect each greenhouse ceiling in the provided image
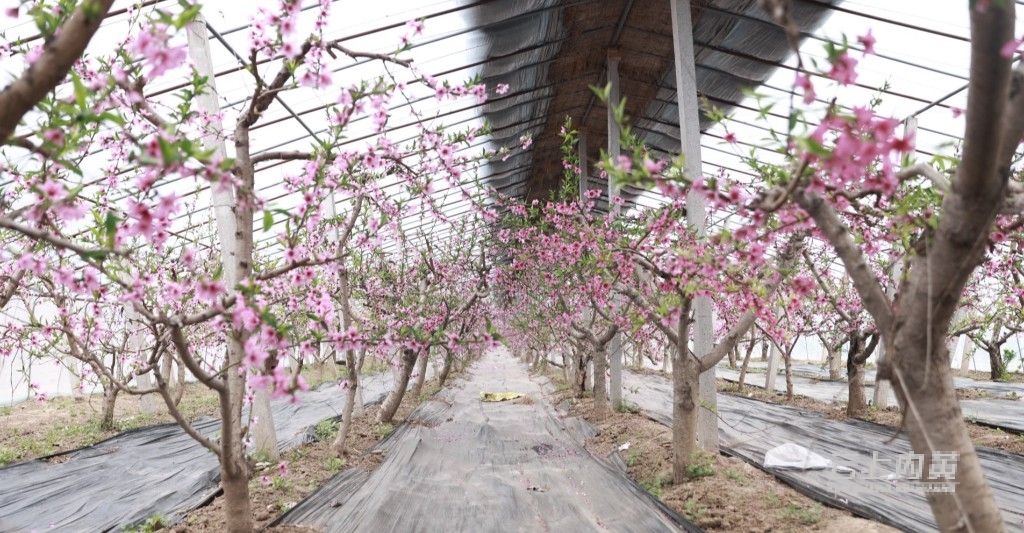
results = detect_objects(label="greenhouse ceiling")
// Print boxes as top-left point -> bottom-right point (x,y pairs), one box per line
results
0,0 -> 997,258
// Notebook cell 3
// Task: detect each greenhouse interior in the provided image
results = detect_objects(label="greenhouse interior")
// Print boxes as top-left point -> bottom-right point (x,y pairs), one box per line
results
2,0 -> 1024,531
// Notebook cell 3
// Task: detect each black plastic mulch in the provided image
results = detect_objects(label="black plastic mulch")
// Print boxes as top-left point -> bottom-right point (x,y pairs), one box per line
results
622,370 -> 1024,533
0,373 -> 393,532
277,351 -> 703,533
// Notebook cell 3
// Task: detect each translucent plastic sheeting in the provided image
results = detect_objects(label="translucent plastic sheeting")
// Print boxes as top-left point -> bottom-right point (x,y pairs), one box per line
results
278,349 -> 702,533
717,367 -> 1024,434
621,370 -> 1024,533
0,372 -> 395,532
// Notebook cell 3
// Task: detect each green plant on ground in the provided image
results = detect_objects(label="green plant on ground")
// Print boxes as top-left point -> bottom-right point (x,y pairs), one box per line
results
375,422 -> 394,438
178,393 -> 221,421
723,468 -> 747,485
683,498 -> 706,521
625,449 -> 643,468
0,406 -> 12,416
615,400 -> 640,414
326,456 -> 347,474
641,472 -> 671,498
271,475 -> 292,491
685,451 -> 715,479
115,413 -> 157,432
314,419 -> 340,441
780,502 -> 822,525
765,492 -> 781,507
124,514 -> 166,533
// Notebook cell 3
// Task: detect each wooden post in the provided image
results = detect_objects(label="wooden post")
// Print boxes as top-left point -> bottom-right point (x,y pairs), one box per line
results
671,0 -> 718,453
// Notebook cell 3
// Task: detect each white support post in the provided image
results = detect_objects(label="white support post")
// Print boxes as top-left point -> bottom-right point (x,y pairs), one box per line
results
606,50 -> 624,410
671,0 -> 718,453
765,340 -> 781,393
187,16 -> 278,461
607,49 -> 622,214
125,306 -> 156,413
873,259 -> 901,408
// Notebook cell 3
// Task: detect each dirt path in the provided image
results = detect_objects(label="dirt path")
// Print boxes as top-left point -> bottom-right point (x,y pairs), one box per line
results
278,348 -> 696,533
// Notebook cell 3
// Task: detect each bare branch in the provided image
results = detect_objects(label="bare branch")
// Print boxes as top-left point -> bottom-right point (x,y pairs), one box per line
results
0,217 -> 123,258
327,43 -> 413,68
250,150 -> 314,166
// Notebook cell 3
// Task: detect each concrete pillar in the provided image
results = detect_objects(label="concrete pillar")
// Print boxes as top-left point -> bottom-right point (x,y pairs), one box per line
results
606,50 -> 624,410
188,16 -> 278,460
579,133 -> 588,207
672,0 -> 718,453
765,340 -> 781,393
873,258 -> 901,408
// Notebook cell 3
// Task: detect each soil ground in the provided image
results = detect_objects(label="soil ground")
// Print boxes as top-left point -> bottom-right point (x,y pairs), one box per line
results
0,366 -> 346,466
0,383 -> 220,465
550,385 -> 898,533
172,378 -> 443,533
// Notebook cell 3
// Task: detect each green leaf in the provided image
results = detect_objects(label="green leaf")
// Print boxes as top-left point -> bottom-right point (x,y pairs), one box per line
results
262,210 -> 274,232
103,212 -> 120,249
71,71 -> 87,108
158,137 -> 177,166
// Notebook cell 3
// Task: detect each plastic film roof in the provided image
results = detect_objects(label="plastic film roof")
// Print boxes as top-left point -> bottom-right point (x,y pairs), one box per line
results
0,0 -> 1017,257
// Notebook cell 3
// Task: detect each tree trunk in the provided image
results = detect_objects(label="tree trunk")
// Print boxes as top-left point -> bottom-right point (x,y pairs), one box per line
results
574,352 -> 588,397
848,358 -> 868,417
592,344 -> 609,420
847,331 -> 880,415
727,345 -> 737,368
760,340 -> 768,361
409,349 -> 428,398
822,338 -> 842,380
892,342 -> 1002,531
438,350 -> 453,388
220,460 -> 253,533
737,342 -> 753,392
377,349 -> 416,424
989,346 -> 1006,381
783,345 -> 794,402
220,339 -> 253,533
100,384 -> 118,430
662,341 -> 672,374
332,345 -> 362,453
987,321 -> 1007,381
672,309 -> 697,484
172,355 -> 186,406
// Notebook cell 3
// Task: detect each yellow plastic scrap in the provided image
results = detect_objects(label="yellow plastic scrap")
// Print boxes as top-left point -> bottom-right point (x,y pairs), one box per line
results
479,391 -> 523,402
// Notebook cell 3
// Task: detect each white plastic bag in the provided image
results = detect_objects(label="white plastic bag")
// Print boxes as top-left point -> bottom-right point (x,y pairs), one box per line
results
763,442 -> 830,470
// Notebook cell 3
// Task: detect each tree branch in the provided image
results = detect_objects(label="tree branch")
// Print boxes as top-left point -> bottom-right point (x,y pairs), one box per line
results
0,0 -> 115,143
794,191 -> 894,335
